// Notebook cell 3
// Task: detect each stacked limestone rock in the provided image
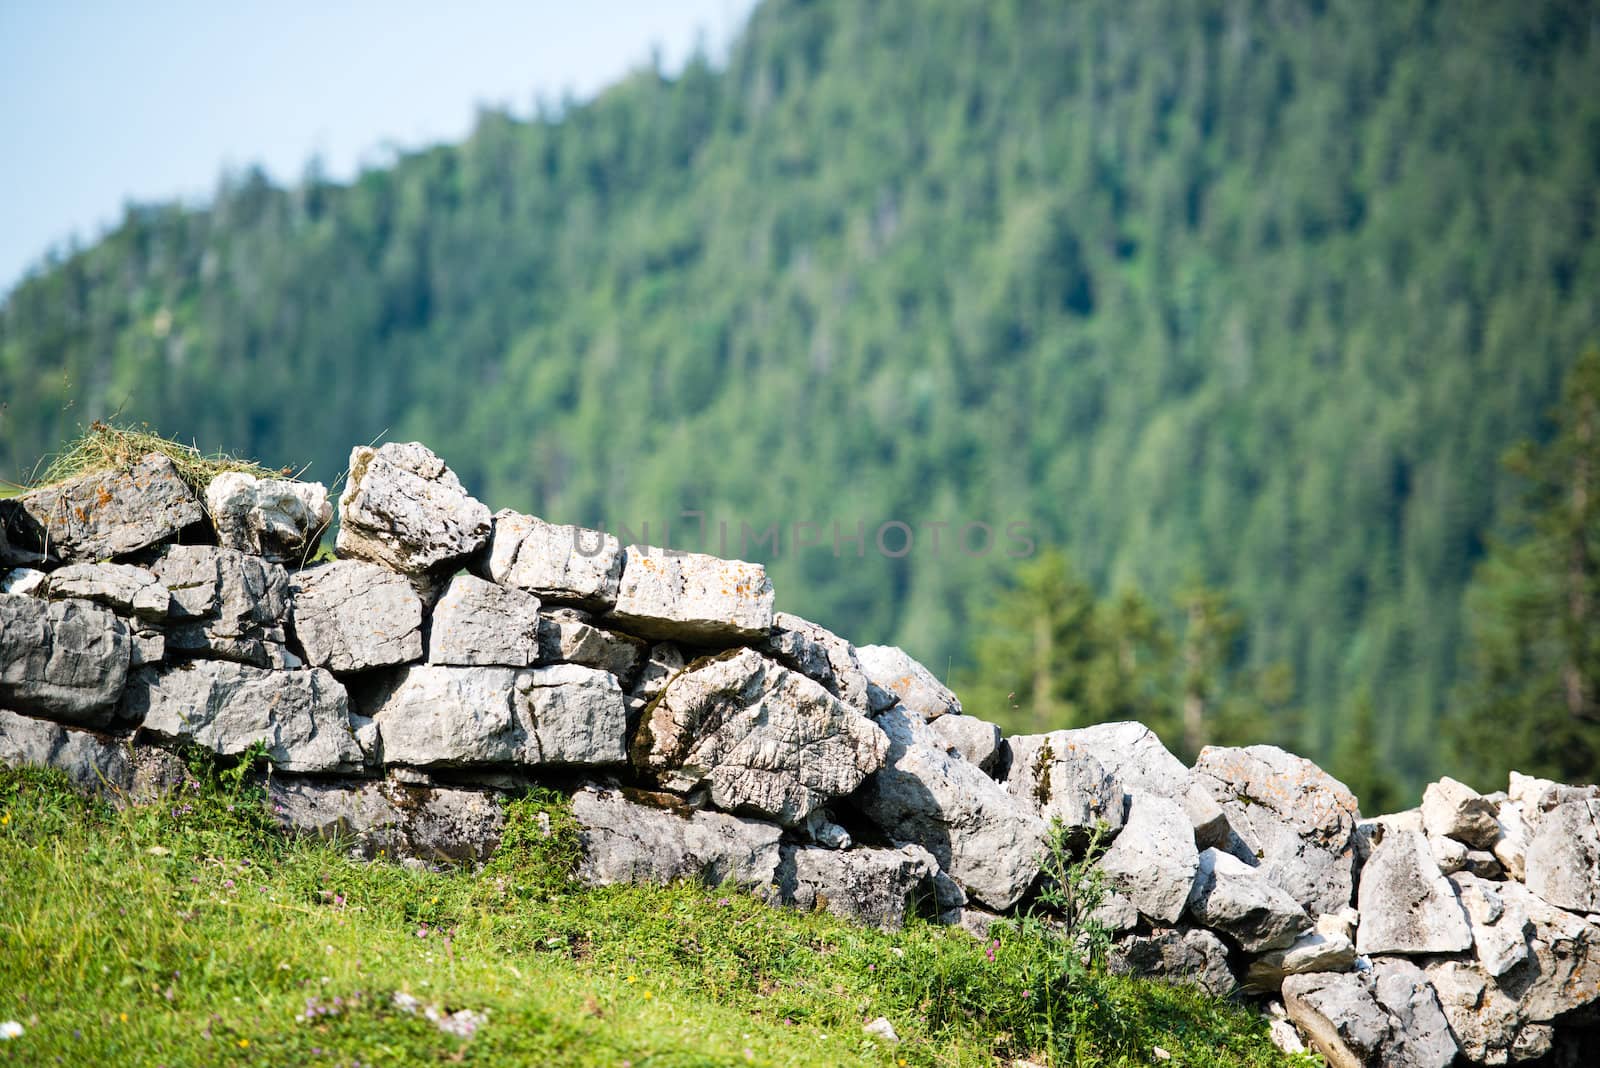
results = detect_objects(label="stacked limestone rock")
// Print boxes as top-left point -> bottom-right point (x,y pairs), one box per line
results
4,441 -> 1600,1065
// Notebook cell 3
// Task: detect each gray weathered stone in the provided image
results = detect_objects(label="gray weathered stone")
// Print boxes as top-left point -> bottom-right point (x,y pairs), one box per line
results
859,704 -> 1045,910
757,612 -> 881,714
289,560 -> 424,672
1282,970 -> 1391,1068
1369,958 -> 1460,1068
926,713 -> 1002,773
478,509 -> 622,610
1525,796 -> 1600,913
778,843 -> 938,928
1109,927 -> 1235,999
1099,794 -> 1201,924
855,644 -> 960,720
1282,964 -> 1457,1068
608,547 -> 775,642
571,786 -> 783,890
1453,872 -> 1531,978
367,663 -> 627,768
1424,958 -> 1554,1066
1495,878 -> 1600,1022
0,706 -> 132,794
148,545 -> 292,667
205,472 -> 332,563
1003,731 -> 1126,842
1046,721 -> 1230,845
519,664 -> 630,765
1187,847 -> 1312,952
123,661 -> 360,773
634,648 -> 887,826
335,442 -> 491,576
0,453 -> 204,563
1421,776 -> 1501,849
1442,960 -> 1566,1062
129,627 -> 165,668
1194,744 -> 1361,916
0,595 -> 130,726
1245,910 -> 1360,991
268,775 -> 505,862
428,574 -> 542,667
44,563 -> 170,621
1090,889 -> 1142,934
1355,829 -> 1472,956
535,608 -> 647,682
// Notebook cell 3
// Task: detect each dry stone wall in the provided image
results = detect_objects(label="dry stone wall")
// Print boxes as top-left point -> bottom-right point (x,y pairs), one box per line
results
4,441 -> 1600,1065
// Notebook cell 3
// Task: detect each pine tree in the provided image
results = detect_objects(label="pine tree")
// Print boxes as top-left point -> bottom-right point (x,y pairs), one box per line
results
1450,349 -> 1600,788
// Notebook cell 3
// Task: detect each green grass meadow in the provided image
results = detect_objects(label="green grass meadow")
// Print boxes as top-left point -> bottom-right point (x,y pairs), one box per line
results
0,763 -> 1302,1067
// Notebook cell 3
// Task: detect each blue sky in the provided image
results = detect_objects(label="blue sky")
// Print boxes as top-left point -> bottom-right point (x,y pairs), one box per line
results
0,0 -> 758,294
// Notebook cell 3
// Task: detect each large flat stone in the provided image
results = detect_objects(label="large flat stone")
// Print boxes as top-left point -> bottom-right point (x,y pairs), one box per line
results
0,453 -> 204,563
44,563 -> 171,621
777,844 -> 940,929
572,786 -> 783,890
1495,878 -> 1600,1023
427,574 -> 542,667
1423,959 -> 1554,1065
607,548 -> 774,642
1244,910 -> 1359,991
1282,964 -> 1456,1068
535,608 -> 647,683
1108,927 -> 1236,999
477,510 -> 622,610
0,595 -> 130,727
268,775 -> 505,862
1524,796 -> 1600,913
518,663 -> 631,765
123,661 -> 360,774
367,663 -> 627,768
289,560 -> 424,672
1355,829 -> 1472,956
633,648 -> 887,826
0,707 -> 132,795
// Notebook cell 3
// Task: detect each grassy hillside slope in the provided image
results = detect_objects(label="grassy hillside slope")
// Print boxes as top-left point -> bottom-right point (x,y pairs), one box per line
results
0,765 -> 1295,1067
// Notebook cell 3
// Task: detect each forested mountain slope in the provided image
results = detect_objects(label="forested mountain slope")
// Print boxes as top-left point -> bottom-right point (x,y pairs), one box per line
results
3,0 -> 1597,790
